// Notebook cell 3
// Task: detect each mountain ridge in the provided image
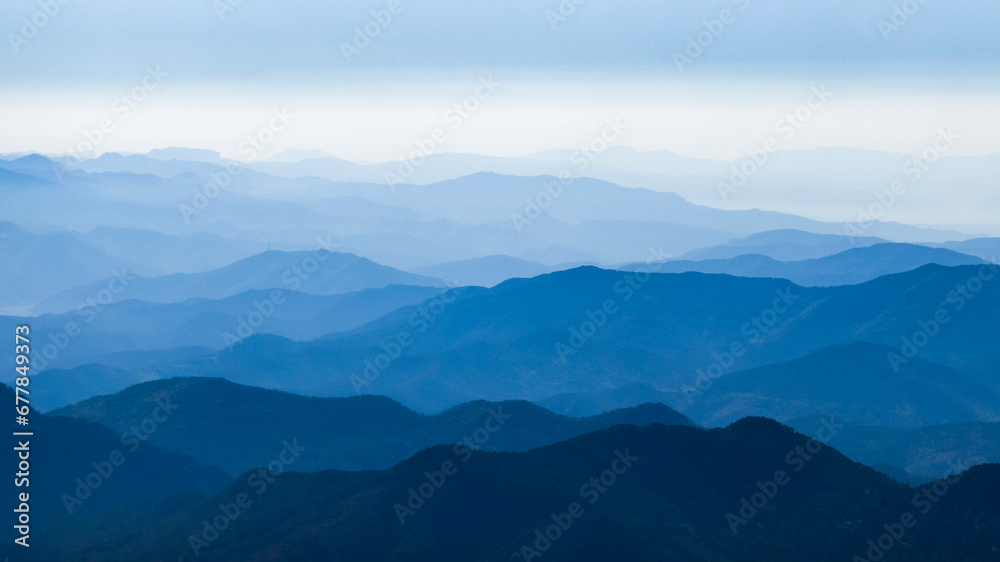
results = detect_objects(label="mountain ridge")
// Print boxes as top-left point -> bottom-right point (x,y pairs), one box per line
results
50,377 -> 695,474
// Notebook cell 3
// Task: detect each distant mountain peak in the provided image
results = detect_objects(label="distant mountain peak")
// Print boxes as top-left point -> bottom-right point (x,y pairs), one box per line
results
725,416 -> 796,435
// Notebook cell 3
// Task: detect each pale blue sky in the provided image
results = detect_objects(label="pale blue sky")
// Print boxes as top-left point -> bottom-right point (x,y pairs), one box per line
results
1,0 -> 997,160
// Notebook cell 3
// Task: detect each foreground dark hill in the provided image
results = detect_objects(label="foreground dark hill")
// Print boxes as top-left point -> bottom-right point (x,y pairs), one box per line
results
33,421 -> 1000,561
51,378 -> 694,474
0,384 -> 229,546
621,243 -> 984,286
37,263 -> 1000,413
683,342 -> 1000,428
788,415 -> 1000,482
35,249 -> 445,313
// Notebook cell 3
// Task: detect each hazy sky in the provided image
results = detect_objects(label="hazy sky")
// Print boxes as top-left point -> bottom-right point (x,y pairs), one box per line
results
1,0 -> 997,162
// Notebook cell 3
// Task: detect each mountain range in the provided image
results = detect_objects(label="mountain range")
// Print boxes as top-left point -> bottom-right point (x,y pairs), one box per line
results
620,243 -> 985,286
73,226 -> 265,275
24,420 -> 1000,561
0,384 -> 229,522
682,343 -> 1000,427
33,250 -> 444,314
3,147 -> 999,561
51,377 -> 694,474
22,263 -> 1000,417
409,255 -> 556,287
0,285 -> 445,372
0,221 -> 130,314
788,415 -> 1000,483
180,145 -> 1000,232
0,154 -> 980,274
